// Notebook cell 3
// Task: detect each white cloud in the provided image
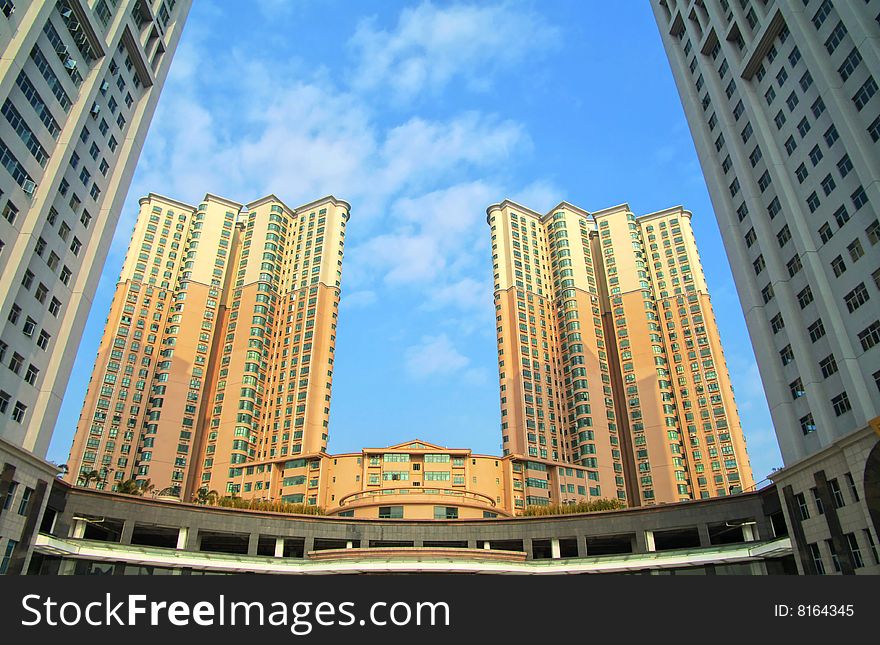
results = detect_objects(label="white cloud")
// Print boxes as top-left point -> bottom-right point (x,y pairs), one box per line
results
350,1 -> 559,101
341,290 -> 378,309
404,334 -> 470,379
107,3 -> 561,398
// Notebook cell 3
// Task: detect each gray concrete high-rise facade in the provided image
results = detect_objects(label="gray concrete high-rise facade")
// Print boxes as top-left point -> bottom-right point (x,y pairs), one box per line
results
650,0 -> 879,575
0,0 -> 190,575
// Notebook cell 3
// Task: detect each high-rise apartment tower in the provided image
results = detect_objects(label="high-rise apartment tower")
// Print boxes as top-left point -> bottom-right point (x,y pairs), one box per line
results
0,0 -> 190,575
487,200 -> 754,505
651,0 -> 880,574
65,193 -> 350,500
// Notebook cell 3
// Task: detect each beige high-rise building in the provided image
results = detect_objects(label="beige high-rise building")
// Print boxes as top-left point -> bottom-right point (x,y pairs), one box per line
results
0,0 -> 189,575
487,200 -> 754,505
65,192 -> 351,500
651,0 -> 880,574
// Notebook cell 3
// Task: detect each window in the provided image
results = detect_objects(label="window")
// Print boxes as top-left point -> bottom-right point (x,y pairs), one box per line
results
809,145 -> 823,166
786,254 -> 802,276
748,147 -> 761,167
839,48 -> 862,82
807,192 -> 820,213
867,220 -> 880,245
824,124 -> 839,147
812,0 -> 832,29
795,492 -> 809,520
847,534 -> 864,569
0,539 -> 17,575
799,71 -> 813,92
844,283 -> 869,312
863,112 -> 880,143
790,378 -> 805,399
853,77 -> 878,111
797,117 -> 811,137
777,68 -> 788,88
2,201 -> 17,224
753,255 -> 766,276
24,364 -> 38,385
796,163 -> 809,183
852,186 -> 869,211
785,136 -> 797,155
377,506 -> 403,519
808,319 -> 826,342
12,400 -> 25,424
836,154 -> 853,178
780,344 -> 794,365
819,223 -> 833,244
17,486 -> 32,515
845,473 -> 860,502
812,97 -> 826,118
797,286 -> 813,309
821,174 -> 836,196
770,313 -> 785,334
832,392 -> 851,416
433,506 -> 458,520
809,543 -> 825,575
786,92 -> 798,111
831,255 -> 846,277
848,239 -> 864,262
825,21 -> 847,55
820,354 -> 838,378
774,110 -> 786,129
858,321 -> 880,350
829,478 -> 845,508
811,488 -> 825,516
800,413 -> 816,435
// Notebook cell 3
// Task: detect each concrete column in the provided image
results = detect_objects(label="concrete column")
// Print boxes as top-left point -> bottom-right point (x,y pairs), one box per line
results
698,524 -> 712,547
644,530 -> 656,552
247,533 -> 259,556
119,520 -> 135,545
71,518 -> 86,539
346,540 -> 354,549
303,536 -> 315,556
743,523 -> 757,542
466,539 -> 478,549
483,541 -> 491,550
274,537 -> 284,558
176,526 -> 188,550
551,538 -> 561,559
186,527 -> 200,551
58,559 -> 76,575
577,536 -> 587,558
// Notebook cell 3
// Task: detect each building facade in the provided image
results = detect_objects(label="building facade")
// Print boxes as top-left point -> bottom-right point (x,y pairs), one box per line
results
0,0 -> 189,575
65,192 -> 351,501
487,200 -> 753,506
650,0 -> 880,574
26,478 -> 800,575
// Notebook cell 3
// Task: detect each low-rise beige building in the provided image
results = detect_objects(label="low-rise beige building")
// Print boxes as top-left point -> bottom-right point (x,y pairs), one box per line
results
232,439 -> 604,519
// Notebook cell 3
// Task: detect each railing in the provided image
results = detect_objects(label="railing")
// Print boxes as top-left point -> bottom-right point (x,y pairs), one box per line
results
337,487 -> 497,508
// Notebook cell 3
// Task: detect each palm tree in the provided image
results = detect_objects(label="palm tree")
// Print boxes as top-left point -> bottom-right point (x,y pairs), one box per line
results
116,479 -> 142,495
194,487 -> 220,505
77,469 -> 100,488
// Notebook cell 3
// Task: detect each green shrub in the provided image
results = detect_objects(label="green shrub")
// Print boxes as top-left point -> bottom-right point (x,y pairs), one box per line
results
520,498 -> 626,516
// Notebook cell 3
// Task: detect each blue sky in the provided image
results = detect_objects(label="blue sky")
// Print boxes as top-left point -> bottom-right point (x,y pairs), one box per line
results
48,1 -> 783,483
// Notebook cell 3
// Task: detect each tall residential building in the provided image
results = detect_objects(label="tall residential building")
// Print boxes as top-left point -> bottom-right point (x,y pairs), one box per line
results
0,0 -> 190,575
651,0 -> 880,574
65,192 -> 351,501
487,200 -> 753,506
